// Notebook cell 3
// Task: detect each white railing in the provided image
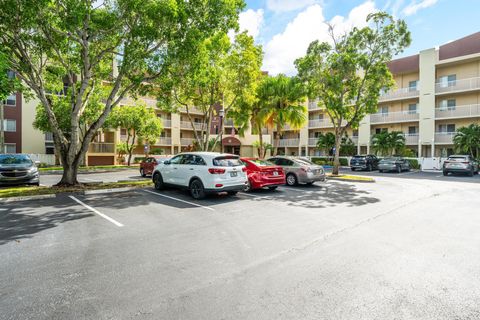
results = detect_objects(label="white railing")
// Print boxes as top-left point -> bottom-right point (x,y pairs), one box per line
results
277,138 -> 299,147
28,154 -> 56,165
309,119 -> 332,128
88,143 -> 115,153
379,87 -> 419,102
308,100 -> 321,110
156,137 -> 172,145
435,104 -> 480,119
308,138 -> 317,146
179,106 -> 204,114
404,133 -> 419,145
161,119 -> 171,127
434,132 -> 455,144
224,119 -> 234,126
180,121 -> 205,131
180,138 -> 195,145
370,111 -> 419,124
351,136 -> 359,145
436,77 -> 480,94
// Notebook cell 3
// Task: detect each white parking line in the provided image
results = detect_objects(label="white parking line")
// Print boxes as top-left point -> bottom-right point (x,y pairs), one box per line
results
239,193 -> 270,199
69,196 -> 124,227
143,189 -> 215,211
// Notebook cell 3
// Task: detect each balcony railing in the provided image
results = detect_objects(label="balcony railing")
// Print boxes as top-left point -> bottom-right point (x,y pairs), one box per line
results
435,132 -> 455,144
370,111 -> 419,124
277,138 -> 299,147
435,104 -> 480,119
404,133 -> 419,145
435,77 -> 480,94
180,121 -> 206,131
224,119 -> 234,126
161,119 -> 171,127
309,119 -> 332,128
179,106 -> 204,114
379,87 -> 419,102
351,136 -> 359,145
308,100 -> 321,110
308,138 -> 317,146
180,138 -> 195,145
156,137 -> 172,145
88,143 -> 115,153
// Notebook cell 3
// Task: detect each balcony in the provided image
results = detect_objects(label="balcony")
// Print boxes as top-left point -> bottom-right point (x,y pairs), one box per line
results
404,133 -> 419,145
435,77 -> 480,95
180,121 -> 206,131
277,138 -> 299,147
351,136 -> 359,145
161,119 -> 171,127
309,119 -> 332,128
370,111 -> 419,124
179,106 -> 204,114
156,137 -> 172,145
308,138 -> 317,146
435,104 -> 480,119
180,138 -> 195,145
224,119 -> 234,127
88,143 -> 115,153
308,100 -> 321,110
435,132 -> 455,144
379,87 -> 419,102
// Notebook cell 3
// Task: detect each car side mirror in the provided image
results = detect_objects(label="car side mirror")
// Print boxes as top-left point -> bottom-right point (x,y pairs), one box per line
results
164,160 -> 171,165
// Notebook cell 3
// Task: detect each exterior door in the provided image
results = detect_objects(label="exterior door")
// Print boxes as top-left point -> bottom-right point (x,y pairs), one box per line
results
164,155 -> 183,184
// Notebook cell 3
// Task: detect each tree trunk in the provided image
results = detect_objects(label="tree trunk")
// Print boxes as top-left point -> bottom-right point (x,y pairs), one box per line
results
332,130 -> 342,176
58,163 -> 79,186
274,124 -> 281,156
257,124 -> 264,158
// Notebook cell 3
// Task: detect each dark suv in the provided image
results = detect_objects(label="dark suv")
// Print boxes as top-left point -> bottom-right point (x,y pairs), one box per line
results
350,155 -> 379,171
443,155 -> 479,176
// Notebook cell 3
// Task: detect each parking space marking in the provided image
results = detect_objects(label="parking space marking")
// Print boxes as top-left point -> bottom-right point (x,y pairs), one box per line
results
239,192 -> 271,199
143,189 -> 215,211
69,196 -> 124,227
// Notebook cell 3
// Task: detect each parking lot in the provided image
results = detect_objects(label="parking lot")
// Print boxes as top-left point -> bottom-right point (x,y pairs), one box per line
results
2,170 -> 480,320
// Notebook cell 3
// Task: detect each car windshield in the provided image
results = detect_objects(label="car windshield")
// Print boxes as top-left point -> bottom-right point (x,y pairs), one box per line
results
213,156 -> 242,167
156,158 -> 170,164
249,159 -> 275,166
0,155 -> 32,165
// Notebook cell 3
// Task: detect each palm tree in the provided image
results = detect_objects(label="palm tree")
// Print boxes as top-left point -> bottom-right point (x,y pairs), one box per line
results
454,124 -> 480,158
371,131 -> 390,156
316,132 -> 336,156
260,75 -> 307,155
389,131 -> 406,155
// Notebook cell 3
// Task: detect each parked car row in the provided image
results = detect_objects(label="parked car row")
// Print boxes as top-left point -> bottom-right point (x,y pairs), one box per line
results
148,153 -> 326,199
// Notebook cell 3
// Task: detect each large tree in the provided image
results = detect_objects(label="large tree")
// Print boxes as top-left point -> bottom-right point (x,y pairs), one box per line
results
157,31 -> 263,152
0,0 -> 243,185
453,124 -> 480,158
371,131 -> 405,156
316,132 -> 335,156
295,12 -> 411,174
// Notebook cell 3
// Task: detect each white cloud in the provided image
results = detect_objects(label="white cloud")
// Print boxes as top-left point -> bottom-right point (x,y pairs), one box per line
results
402,0 -> 438,16
263,1 -> 377,75
266,0 -> 317,13
229,9 -> 264,41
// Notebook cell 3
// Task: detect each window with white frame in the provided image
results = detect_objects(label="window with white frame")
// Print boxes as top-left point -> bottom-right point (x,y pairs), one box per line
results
438,75 -> 457,88
439,99 -> 456,111
408,80 -> 418,91
4,143 -> 16,153
379,106 -> 389,114
3,119 -> 16,132
438,124 -> 455,133
4,94 -> 16,106
408,103 -> 417,114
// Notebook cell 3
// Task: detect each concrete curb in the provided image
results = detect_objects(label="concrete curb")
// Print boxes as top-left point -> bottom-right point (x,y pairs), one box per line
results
0,194 -> 57,203
327,176 -> 375,183
83,187 -> 138,195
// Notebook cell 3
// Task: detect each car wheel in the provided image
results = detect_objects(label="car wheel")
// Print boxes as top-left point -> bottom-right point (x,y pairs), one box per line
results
189,179 -> 206,200
397,165 -> 402,174
443,170 -> 448,176
367,164 -> 372,171
227,191 -> 238,196
306,182 -> 314,186
286,173 -> 298,186
31,182 -> 40,186
140,168 -> 146,177
379,170 -> 383,173
351,167 -> 356,171
468,168 -> 474,177
153,173 -> 164,190
268,186 -> 278,190
244,180 -> 252,192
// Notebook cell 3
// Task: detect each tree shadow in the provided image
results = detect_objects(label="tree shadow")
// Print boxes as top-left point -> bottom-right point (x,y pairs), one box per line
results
247,181 -> 380,209
0,197 -> 93,245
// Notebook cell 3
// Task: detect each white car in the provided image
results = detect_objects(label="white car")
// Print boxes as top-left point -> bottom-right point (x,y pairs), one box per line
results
152,152 -> 248,199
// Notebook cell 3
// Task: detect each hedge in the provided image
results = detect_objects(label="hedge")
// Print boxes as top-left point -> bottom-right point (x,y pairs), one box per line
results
406,158 -> 420,169
311,156 -> 349,166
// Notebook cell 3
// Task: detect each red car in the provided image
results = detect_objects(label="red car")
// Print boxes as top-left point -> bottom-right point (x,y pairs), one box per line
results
240,158 -> 285,192
140,156 -> 170,177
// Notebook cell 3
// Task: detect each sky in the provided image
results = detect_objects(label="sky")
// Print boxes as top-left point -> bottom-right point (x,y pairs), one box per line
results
235,0 -> 480,75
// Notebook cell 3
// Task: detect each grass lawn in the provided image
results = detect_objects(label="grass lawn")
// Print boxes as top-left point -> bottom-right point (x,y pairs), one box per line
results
0,180 -> 153,198
39,165 -> 136,172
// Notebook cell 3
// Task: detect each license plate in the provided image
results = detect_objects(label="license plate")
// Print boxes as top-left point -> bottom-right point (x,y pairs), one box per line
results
273,171 -> 279,176
230,172 -> 237,177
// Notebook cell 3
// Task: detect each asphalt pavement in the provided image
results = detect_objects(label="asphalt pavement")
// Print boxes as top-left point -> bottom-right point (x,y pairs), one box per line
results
2,175 -> 480,319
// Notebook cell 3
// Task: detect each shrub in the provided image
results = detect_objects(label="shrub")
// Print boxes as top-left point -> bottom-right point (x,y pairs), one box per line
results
406,158 -> 420,169
134,157 -> 146,164
339,157 -> 349,166
150,148 -> 164,155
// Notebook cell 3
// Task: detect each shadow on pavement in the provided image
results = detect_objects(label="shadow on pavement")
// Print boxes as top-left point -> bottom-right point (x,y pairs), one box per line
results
0,197 -> 93,245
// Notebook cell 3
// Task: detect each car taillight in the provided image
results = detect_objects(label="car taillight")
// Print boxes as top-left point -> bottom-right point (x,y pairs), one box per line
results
208,168 -> 226,174
242,167 -> 247,172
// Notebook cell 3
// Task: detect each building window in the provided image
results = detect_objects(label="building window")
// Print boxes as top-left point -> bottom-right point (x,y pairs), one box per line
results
375,128 -> 388,134
438,75 -> 456,88
4,143 -> 16,153
352,129 -> 359,137
3,119 -> 16,132
408,104 -> 417,114
408,80 -> 418,91
7,70 -> 15,79
408,126 -> 417,134
379,106 -> 389,114
3,94 -> 16,106
439,99 -> 456,111
438,124 -> 455,133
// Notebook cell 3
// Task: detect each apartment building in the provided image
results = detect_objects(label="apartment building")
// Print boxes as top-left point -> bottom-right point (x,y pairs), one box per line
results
6,31 -> 480,163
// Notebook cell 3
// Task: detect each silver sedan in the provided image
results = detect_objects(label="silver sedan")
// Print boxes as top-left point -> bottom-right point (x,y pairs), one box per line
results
267,156 -> 326,186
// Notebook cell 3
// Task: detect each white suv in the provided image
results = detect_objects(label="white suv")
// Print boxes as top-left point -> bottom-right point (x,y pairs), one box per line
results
152,152 -> 247,199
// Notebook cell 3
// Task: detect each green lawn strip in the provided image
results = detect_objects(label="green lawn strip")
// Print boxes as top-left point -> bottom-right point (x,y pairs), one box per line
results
0,180 -> 152,198
326,173 -> 375,182
39,165 -> 137,172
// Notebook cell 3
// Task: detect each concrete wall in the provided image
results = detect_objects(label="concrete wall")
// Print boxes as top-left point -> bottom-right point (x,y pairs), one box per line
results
21,97 -> 45,154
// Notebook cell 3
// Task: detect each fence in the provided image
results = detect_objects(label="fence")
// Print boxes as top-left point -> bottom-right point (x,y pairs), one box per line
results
27,154 -> 56,165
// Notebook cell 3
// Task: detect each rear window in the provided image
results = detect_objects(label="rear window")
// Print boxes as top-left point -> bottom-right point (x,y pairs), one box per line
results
213,156 -> 243,167
353,156 -> 366,159
249,159 -> 275,166
448,156 -> 467,161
